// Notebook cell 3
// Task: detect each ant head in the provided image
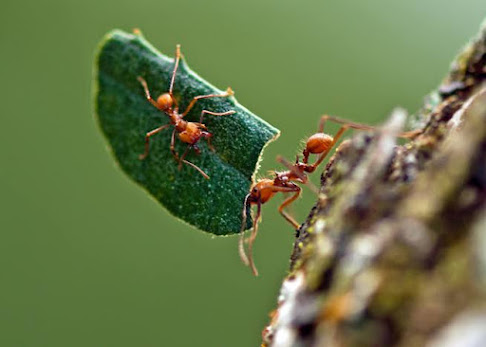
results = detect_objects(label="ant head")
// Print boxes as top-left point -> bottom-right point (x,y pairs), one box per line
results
248,179 -> 275,204
157,93 -> 173,111
305,133 -> 334,155
248,185 -> 261,202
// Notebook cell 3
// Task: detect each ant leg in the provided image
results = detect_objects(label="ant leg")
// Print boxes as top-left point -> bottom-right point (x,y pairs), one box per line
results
318,115 -> 329,133
178,145 -> 191,170
163,45 -> 181,111
320,114 -> 420,139
311,125 -> 349,170
169,128 -> 180,161
262,184 -> 303,228
170,130 -> 210,179
193,144 -> 202,155
310,115 -> 380,170
319,114 -> 376,133
139,124 -> 171,160
181,88 -> 235,117
277,188 -> 301,229
202,132 -> 215,152
199,110 -> 236,123
137,77 -> 160,109
312,115 -> 417,171
169,45 -> 181,97
399,128 -> 422,139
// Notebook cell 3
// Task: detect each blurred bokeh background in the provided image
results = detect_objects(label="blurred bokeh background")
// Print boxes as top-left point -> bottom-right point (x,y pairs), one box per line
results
1,1 -> 485,346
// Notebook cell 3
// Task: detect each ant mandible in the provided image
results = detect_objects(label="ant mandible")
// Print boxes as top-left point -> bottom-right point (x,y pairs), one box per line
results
239,115 -> 420,275
137,44 -> 236,179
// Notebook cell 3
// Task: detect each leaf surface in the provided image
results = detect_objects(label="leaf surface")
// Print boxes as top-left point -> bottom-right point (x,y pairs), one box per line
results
95,30 -> 279,235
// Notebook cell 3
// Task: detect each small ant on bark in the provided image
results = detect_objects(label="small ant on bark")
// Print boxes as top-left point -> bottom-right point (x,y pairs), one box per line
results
239,115 -> 420,275
137,44 -> 236,179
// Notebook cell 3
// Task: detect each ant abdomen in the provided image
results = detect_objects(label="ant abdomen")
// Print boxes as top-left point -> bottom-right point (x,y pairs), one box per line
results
304,133 -> 333,156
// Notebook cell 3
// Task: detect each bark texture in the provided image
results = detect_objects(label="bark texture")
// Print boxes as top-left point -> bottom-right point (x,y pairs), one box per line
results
262,19 -> 486,347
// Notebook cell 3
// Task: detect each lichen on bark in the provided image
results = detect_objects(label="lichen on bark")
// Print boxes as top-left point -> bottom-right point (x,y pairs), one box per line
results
263,19 -> 486,347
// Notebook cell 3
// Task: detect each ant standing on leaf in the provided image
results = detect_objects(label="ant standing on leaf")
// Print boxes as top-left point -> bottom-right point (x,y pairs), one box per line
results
239,115 -> 420,276
137,44 -> 236,179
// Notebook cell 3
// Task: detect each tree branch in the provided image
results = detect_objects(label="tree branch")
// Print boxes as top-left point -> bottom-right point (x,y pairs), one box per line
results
263,19 -> 486,347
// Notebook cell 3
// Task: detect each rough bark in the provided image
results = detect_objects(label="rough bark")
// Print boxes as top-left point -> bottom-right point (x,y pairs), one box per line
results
262,19 -> 486,347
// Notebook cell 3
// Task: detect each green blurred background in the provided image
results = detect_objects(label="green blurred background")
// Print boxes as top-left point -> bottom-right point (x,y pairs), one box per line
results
1,1 -> 485,346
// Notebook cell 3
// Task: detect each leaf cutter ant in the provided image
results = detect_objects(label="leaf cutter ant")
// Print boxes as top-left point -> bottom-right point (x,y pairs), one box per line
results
239,115 -> 420,275
137,44 -> 236,179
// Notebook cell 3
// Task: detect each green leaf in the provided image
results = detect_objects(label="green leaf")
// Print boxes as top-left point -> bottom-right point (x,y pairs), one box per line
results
94,30 -> 279,235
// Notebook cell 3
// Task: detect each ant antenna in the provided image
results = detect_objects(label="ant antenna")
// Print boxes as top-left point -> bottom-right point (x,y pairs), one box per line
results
239,194 -> 251,266
239,195 -> 261,276
246,203 -> 262,276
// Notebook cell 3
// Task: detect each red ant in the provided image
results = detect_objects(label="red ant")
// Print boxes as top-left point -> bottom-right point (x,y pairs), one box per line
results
239,115 -> 420,275
137,44 -> 236,179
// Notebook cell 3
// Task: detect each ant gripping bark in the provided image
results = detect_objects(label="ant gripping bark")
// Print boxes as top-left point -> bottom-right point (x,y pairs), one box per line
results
239,115 -> 420,275
137,44 -> 236,179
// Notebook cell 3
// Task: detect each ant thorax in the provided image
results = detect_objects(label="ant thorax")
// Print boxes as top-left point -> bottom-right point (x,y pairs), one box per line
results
173,117 -> 187,131
271,171 -> 287,184
275,166 -> 307,184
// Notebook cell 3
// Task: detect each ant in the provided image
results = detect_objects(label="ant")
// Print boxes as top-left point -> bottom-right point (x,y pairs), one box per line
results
239,115 -> 420,275
137,44 -> 236,179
